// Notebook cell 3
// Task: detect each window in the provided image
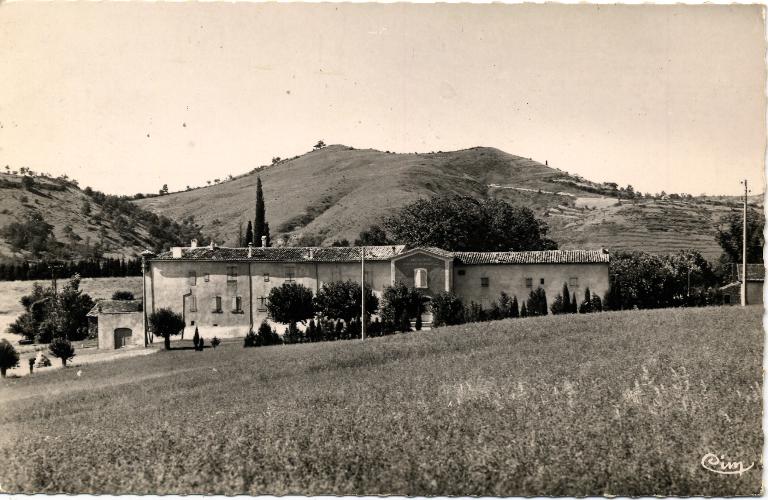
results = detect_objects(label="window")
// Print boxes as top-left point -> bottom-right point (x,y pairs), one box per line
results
232,296 -> 243,313
227,266 -> 237,282
212,296 -> 222,313
457,269 -> 466,276
285,266 -> 296,283
263,273 -> 270,282
480,277 -> 489,288
724,295 -> 731,304
525,277 -> 533,288
257,297 -> 267,312
569,277 -> 579,287
540,278 -> 545,285
364,270 -> 372,286
414,268 -> 428,288
188,295 -> 197,312
188,271 -> 197,286
204,273 -> 210,282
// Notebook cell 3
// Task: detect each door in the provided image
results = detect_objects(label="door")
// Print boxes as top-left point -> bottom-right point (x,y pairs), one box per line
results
114,328 -> 132,349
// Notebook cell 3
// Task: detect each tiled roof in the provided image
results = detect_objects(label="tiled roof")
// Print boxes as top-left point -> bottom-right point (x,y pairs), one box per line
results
153,245 -> 407,262
87,300 -> 143,317
453,249 -> 610,265
153,245 -> 609,265
737,264 -> 765,281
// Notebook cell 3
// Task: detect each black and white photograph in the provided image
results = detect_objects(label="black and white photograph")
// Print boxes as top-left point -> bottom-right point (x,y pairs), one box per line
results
0,2 -> 764,497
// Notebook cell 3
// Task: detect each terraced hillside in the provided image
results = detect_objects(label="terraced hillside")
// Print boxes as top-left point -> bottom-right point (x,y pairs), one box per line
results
546,199 -> 743,260
134,145 -> 758,259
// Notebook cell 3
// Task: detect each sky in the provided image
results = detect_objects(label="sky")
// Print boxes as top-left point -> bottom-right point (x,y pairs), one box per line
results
0,3 -> 765,196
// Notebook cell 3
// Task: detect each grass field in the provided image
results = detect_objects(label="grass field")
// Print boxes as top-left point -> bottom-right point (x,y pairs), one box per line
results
0,306 -> 762,496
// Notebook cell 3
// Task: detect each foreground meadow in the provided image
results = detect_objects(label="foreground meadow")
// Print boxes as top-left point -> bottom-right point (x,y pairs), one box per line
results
0,306 -> 762,496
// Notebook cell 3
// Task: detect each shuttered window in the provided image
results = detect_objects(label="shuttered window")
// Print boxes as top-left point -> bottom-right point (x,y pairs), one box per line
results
213,296 -> 222,313
188,271 -> 197,286
189,295 -> 197,312
232,296 -> 242,313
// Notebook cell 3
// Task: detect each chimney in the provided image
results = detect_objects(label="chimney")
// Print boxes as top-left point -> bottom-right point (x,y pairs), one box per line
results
261,235 -> 267,248
209,240 -> 215,250
247,242 -> 253,258
190,239 -> 198,248
171,247 -> 182,259
308,248 -> 314,259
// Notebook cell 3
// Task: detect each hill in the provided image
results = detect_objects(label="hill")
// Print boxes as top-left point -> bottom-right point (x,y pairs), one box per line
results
0,306 -> 761,495
0,173 -> 206,264
135,145 -> 759,259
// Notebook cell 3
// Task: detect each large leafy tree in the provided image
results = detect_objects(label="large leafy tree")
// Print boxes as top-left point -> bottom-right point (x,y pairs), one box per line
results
48,337 -> 75,366
148,308 -> 185,350
267,283 -> 315,326
314,280 -> 379,324
8,276 -> 94,343
716,209 -> 764,264
354,225 -> 391,246
383,195 -> 557,251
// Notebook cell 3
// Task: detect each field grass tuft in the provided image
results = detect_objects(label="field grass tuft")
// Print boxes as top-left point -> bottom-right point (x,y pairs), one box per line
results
0,306 -> 762,496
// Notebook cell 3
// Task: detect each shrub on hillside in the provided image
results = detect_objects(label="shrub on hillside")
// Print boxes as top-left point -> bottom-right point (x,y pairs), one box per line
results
111,290 -> 135,300
0,340 -> 20,378
430,292 -> 465,327
48,337 -> 75,367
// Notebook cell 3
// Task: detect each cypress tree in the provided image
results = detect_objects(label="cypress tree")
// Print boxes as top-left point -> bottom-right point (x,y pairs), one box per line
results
254,177 -> 265,244
245,221 -> 253,246
520,302 -> 528,318
571,292 -> 578,313
563,283 -> 571,312
264,222 -> 271,247
510,296 -> 519,318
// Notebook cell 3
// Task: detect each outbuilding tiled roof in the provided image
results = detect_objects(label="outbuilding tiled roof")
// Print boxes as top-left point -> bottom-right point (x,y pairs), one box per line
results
153,245 -> 407,262
737,264 -> 765,281
452,249 -> 610,265
153,245 -> 609,265
87,299 -> 143,317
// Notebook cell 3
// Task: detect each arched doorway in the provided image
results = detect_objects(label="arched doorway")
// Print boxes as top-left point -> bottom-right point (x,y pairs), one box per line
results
420,296 -> 433,327
114,328 -> 132,349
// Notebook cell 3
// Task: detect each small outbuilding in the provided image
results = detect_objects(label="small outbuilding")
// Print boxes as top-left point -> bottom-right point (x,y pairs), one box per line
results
87,300 -> 145,349
720,264 -> 764,305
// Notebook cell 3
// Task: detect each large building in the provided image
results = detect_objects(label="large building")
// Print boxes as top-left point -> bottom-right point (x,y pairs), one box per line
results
98,241 -> 609,348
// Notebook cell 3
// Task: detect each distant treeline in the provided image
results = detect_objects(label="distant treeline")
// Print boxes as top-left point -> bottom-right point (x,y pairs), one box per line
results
0,257 -> 142,282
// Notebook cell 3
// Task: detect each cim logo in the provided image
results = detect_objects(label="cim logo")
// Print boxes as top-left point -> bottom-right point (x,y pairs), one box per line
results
701,453 -> 755,476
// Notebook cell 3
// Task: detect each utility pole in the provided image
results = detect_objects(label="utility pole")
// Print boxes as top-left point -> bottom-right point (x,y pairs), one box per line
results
741,179 -> 749,306
361,246 -> 366,341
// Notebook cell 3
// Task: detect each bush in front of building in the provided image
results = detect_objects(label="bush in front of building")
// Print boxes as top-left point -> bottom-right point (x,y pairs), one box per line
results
148,308 -> 185,350
0,339 -> 20,378
48,337 -> 75,367
111,291 -> 135,300
381,282 -> 426,332
314,280 -> 379,326
266,283 -> 315,333
526,288 -> 548,316
244,329 -> 258,347
430,292 -> 465,327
